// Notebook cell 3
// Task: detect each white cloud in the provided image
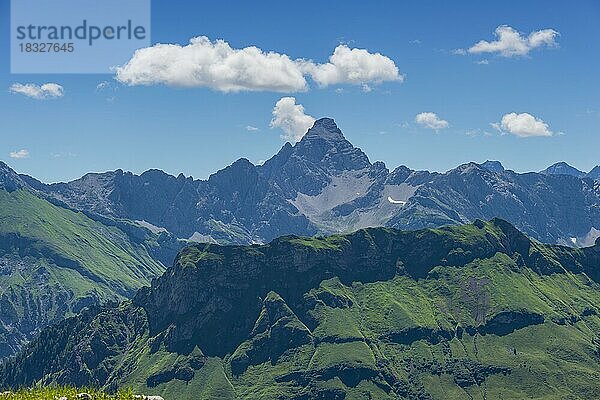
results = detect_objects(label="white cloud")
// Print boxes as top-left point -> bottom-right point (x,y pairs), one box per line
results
476,59 -> 490,65
304,44 -> 403,87
492,112 -> 554,137
9,149 -> 29,159
9,83 -> 64,100
467,25 -> 558,57
116,37 -> 308,92
270,97 -> 316,143
415,112 -> 449,131
116,37 -> 402,92
245,125 -> 259,132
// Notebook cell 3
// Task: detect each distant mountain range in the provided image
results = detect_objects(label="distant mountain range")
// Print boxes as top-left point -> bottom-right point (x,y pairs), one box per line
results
4,117 -> 599,247
1,219 -> 599,399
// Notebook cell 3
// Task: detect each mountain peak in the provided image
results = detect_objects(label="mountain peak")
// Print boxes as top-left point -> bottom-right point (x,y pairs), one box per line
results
541,162 -> 585,178
294,117 -> 371,173
587,165 -> 600,179
452,162 -> 486,174
303,117 -> 345,141
258,117 -> 371,197
481,160 -> 505,173
312,117 -> 337,129
209,158 -> 257,184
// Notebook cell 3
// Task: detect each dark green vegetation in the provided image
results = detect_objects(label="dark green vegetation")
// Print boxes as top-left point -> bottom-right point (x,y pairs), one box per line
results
0,188 -> 167,358
1,219 -> 599,399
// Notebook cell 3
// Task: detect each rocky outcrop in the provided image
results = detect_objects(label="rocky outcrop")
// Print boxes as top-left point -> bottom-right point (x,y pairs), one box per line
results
230,292 -> 312,375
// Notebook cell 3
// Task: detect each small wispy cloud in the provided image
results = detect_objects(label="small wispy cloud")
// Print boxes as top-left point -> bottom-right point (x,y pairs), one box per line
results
9,83 -> 64,100
9,149 -> 29,159
465,129 -> 493,137
96,81 -> 111,91
245,125 -> 260,132
95,80 -> 119,102
51,151 -> 77,158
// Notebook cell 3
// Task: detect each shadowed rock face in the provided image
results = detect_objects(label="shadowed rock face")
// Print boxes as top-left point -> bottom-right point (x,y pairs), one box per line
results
133,229 -> 403,355
477,311 -> 544,336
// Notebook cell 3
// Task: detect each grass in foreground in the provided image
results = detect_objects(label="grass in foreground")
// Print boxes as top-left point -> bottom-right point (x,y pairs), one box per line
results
0,387 -> 139,400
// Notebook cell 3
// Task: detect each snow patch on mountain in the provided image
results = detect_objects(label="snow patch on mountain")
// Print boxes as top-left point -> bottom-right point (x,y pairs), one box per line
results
387,197 -> 406,205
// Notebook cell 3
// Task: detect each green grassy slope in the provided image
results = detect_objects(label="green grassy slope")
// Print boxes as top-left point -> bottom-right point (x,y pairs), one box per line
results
0,189 -> 165,358
119,255 -> 599,399
1,219 -> 599,399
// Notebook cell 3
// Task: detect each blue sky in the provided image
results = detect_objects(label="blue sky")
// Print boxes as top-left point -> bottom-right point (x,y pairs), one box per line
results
1,0 -> 599,182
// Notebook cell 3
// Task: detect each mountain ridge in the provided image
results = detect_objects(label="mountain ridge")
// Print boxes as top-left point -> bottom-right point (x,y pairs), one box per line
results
1,118 -> 599,247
